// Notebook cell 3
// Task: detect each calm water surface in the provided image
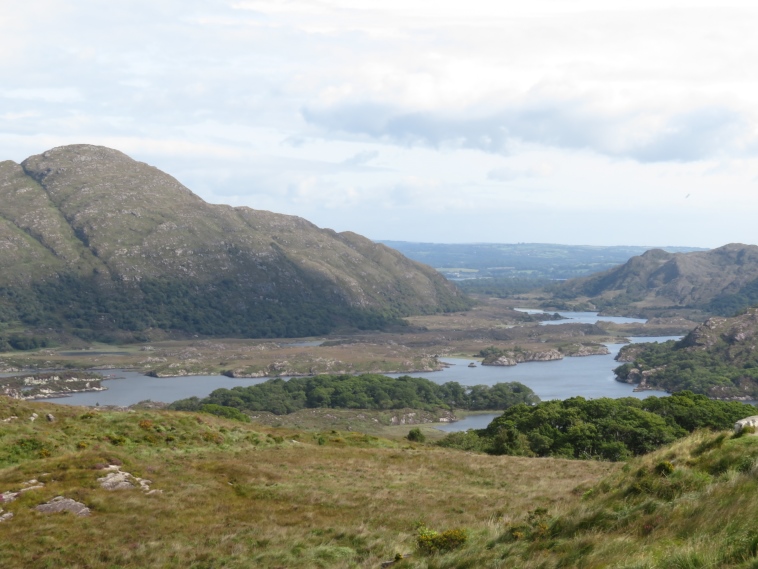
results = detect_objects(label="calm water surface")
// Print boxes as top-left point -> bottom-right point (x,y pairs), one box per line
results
37,311 -> 678,431
515,308 -> 647,326
44,334 -> 680,434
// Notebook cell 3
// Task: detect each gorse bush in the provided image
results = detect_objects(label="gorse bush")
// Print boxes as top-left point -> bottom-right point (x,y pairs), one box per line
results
416,526 -> 468,553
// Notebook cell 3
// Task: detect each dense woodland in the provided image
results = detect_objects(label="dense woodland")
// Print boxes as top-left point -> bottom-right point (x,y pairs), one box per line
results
0,274 -> 425,344
437,391 -> 755,461
169,374 -> 540,415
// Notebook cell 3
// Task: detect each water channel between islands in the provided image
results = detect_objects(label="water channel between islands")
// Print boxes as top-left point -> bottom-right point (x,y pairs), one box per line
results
43,311 -> 677,432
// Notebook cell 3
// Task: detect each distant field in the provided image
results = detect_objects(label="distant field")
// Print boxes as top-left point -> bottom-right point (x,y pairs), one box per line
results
380,241 -> 705,280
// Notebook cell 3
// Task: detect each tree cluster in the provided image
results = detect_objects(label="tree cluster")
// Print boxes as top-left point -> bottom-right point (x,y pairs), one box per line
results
614,339 -> 758,398
437,391 -> 756,461
169,374 -> 540,416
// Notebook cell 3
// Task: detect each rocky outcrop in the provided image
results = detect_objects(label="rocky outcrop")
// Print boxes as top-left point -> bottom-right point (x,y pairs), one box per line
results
560,343 -> 611,357
615,366 -> 666,390
35,497 -> 91,517
482,349 -> 563,366
0,372 -> 105,400
734,415 -> 758,434
96,465 -> 160,494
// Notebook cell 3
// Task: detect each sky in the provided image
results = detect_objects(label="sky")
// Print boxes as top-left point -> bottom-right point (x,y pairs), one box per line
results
2,0 -> 758,248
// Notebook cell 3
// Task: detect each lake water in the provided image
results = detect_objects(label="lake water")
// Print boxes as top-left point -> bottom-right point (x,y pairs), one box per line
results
43,334 -> 679,433
515,308 -> 648,326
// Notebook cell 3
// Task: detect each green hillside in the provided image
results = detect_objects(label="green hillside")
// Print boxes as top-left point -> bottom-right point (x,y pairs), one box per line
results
2,396 -> 758,568
615,307 -> 758,398
554,243 -> 758,317
0,145 -> 469,344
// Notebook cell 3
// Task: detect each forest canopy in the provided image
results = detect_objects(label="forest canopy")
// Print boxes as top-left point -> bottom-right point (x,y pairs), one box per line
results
168,374 -> 540,416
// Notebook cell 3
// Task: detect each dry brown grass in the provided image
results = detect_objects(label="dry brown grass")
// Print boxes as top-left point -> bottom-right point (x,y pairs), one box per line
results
0,398 -> 615,568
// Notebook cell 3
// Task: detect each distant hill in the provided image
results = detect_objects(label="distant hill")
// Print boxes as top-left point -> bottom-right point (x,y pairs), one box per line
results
0,145 -> 468,345
378,241 -> 704,280
554,244 -> 758,317
615,307 -> 758,398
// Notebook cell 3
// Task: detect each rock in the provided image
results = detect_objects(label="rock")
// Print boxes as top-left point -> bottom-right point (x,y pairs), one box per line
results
97,465 -> 156,492
489,356 -> 517,366
0,511 -> 13,522
46,413 -> 55,422
35,496 -> 91,516
30,413 -> 38,422
97,469 -> 136,491
735,415 -> 758,434
0,491 -> 19,503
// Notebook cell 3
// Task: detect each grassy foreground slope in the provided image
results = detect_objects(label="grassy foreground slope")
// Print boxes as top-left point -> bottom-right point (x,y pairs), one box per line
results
4,396 -> 758,568
0,397 -> 611,569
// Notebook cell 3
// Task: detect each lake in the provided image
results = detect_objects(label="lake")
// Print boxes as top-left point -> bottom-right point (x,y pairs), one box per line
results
515,308 -> 648,326
43,334 -> 679,431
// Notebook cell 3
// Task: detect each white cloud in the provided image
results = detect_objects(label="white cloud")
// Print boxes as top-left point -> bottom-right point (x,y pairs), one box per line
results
1,1 -> 758,247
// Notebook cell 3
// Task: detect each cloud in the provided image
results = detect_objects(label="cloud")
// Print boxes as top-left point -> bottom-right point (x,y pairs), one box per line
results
342,149 -> 378,166
1,88 -> 83,103
303,101 -> 756,163
487,163 -> 555,181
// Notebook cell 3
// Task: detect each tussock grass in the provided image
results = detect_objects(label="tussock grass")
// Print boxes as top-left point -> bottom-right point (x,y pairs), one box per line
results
8,397 -> 758,568
0,396 -> 613,568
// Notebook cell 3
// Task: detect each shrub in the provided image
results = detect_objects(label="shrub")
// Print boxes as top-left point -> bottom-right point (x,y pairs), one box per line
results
654,461 -> 675,476
416,526 -> 468,553
407,427 -> 426,443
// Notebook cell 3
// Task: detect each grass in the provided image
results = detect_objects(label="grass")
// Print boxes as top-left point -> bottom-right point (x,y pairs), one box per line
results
0,396 -> 613,568
5,397 -> 758,568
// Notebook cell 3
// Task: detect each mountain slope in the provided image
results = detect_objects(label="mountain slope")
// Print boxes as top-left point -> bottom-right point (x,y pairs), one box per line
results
0,145 -> 468,342
614,307 -> 758,398
555,243 -> 758,316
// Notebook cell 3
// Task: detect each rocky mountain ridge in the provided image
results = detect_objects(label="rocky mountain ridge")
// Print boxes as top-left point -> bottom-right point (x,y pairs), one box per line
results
0,145 -> 468,342
554,243 -> 758,317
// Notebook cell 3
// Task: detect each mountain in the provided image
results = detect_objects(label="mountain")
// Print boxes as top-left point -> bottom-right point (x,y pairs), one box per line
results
0,145 -> 468,344
614,307 -> 758,398
554,244 -> 758,316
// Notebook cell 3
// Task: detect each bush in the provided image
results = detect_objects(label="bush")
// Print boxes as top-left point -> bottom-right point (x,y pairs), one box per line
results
416,526 -> 468,553
407,427 -> 426,443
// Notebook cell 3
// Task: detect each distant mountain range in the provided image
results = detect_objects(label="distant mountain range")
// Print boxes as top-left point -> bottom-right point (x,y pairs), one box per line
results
379,241 -> 705,280
554,244 -> 758,317
0,145 -> 468,345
